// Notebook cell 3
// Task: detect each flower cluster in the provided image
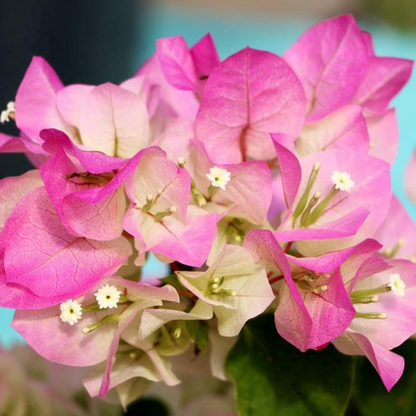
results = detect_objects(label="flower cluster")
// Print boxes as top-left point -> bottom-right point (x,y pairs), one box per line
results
0,14 -> 415,406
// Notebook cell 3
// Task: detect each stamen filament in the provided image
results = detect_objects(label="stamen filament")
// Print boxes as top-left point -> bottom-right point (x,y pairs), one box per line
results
350,285 -> 391,300
308,186 -> 339,226
82,314 -> 120,334
300,192 -> 321,227
292,162 -> 320,222
351,295 -> 379,304
355,312 -> 387,319
154,206 -> 176,221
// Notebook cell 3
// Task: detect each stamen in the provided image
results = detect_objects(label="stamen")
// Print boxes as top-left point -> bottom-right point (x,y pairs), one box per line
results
307,186 -> 340,226
82,314 -> 120,334
312,285 -> 328,294
355,312 -> 387,319
293,162 -> 320,222
191,187 -> 207,207
226,219 -> 246,242
154,206 -> 176,221
177,157 -> 187,168
205,276 -> 236,297
352,295 -> 379,304
350,284 -> 391,300
300,191 -> 321,227
385,239 -> 404,258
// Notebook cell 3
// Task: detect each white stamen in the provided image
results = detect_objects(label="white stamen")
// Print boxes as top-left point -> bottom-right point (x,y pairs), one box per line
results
168,206 -> 176,214
60,299 -> 83,325
0,101 -> 15,124
206,166 -> 231,191
331,171 -> 355,192
178,157 -> 187,167
94,284 -> 122,309
388,273 -> 406,297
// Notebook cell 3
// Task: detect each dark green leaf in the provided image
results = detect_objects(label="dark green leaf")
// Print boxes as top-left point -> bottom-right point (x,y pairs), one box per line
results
226,314 -> 354,416
185,320 -> 199,342
353,339 -> 416,416
126,397 -> 170,416
195,321 -> 209,354
160,274 -> 186,291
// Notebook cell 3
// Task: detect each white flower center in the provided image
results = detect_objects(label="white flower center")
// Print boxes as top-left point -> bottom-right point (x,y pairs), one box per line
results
206,166 -> 231,191
60,299 -> 83,325
331,170 -> 355,192
94,284 -> 122,309
0,101 -> 15,124
388,273 -> 406,297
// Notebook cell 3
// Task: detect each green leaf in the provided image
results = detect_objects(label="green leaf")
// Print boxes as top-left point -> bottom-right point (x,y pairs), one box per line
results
195,321 -> 209,353
353,339 -> 416,416
185,320 -> 199,342
226,314 -> 354,416
160,274 -> 186,291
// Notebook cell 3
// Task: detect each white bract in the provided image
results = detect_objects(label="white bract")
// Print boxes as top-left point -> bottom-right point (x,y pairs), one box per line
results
60,299 -> 83,325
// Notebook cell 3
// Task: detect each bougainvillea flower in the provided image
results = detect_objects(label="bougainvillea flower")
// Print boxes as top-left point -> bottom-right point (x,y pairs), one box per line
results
40,128 -> 158,241
195,47 -> 306,164
86,300 -> 215,400
14,57 -> 77,143
123,147 -> 218,266
0,169 -> 43,230
135,56 -> 199,122
177,245 -> 274,337
156,33 -> 220,97
405,147 -> 416,206
273,138 -> 391,255
365,108 -> 399,165
284,15 -> 369,121
12,277 -> 178,368
245,229 -> 381,351
2,56 -> 155,160
375,195 -> 416,261
0,187 -> 131,308
334,259 -> 416,391
350,42 -> 413,113
296,105 -> 369,158
187,139 -> 272,224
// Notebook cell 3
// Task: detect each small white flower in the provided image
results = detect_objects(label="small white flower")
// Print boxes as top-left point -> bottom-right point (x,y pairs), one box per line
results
331,171 -> 355,192
60,299 -> 83,325
0,101 -> 15,124
388,273 -> 406,297
206,166 -> 231,191
94,284 -> 122,309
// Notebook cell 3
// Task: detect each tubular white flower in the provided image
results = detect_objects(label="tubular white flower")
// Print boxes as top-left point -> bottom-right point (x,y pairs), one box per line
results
331,170 -> 355,192
94,284 -> 122,309
206,166 -> 231,191
60,299 -> 83,325
388,273 -> 406,297
0,101 -> 15,124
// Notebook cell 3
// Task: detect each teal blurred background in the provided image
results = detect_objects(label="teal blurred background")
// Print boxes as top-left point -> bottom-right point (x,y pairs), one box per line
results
1,1 -> 416,346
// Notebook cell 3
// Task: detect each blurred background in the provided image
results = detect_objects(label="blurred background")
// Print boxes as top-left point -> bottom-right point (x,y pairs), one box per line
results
0,0 -> 415,408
